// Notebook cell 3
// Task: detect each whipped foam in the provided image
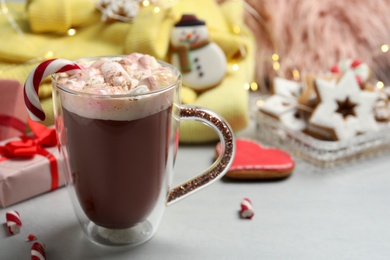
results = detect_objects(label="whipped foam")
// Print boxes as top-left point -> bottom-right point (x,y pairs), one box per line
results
55,53 -> 179,121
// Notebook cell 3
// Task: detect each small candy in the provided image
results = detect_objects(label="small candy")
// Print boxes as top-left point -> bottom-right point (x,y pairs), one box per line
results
330,59 -> 370,85
240,198 -> 254,219
26,234 -> 38,242
24,59 -> 81,121
31,242 -> 46,260
6,210 -> 22,235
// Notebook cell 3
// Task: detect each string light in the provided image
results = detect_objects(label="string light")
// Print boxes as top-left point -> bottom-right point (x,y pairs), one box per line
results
244,83 -> 250,90
271,53 -> 280,71
250,82 -> 258,91
232,25 -> 241,34
381,44 -> 389,53
44,51 -> 54,59
153,6 -> 160,13
292,69 -> 300,81
273,61 -> 280,71
67,28 -> 77,36
232,64 -> 239,71
256,100 -> 264,107
142,0 -> 150,7
376,81 -> 385,89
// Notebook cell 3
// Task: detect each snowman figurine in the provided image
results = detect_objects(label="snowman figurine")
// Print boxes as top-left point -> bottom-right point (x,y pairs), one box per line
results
170,14 -> 227,91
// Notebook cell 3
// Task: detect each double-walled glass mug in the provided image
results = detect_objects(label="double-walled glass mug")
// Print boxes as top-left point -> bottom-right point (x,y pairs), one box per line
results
51,56 -> 235,247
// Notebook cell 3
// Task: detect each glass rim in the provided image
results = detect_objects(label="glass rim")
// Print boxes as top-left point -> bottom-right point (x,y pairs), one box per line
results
52,55 -> 181,99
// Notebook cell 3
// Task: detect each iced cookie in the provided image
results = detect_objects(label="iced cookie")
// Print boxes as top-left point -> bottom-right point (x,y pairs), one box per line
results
170,14 -> 227,91
260,77 -> 306,131
299,74 -> 338,109
259,95 -> 307,131
309,70 -> 379,141
216,138 -> 294,180
272,77 -> 301,99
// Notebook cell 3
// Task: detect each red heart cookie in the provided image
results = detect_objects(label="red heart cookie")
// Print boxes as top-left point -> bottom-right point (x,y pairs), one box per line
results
216,138 -> 294,179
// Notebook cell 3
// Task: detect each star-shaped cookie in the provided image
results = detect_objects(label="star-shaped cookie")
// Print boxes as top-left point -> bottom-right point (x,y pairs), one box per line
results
260,77 -> 306,131
309,70 -> 379,140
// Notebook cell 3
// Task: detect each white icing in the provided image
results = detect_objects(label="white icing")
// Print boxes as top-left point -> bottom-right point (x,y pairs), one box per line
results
273,77 -> 302,99
260,95 -> 306,131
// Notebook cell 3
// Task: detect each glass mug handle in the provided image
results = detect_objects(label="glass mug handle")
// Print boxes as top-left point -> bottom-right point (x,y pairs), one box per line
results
167,105 -> 236,205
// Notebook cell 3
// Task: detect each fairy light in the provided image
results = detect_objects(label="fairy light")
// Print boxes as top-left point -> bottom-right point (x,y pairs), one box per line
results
273,61 -> 280,71
232,25 -> 241,34
67,28 -> 77,36
142,0 -> 150,7
381,44 -> 389,53
292,69 -> 300,81
271,53 -> 280,71
44,51 -> 54,59
153,6 -> 160,13
256,100 -> 264,107
232,64 -> 239,71
244,83 -> 250,90
250,82 -> 258,91
376,81 -> 385,90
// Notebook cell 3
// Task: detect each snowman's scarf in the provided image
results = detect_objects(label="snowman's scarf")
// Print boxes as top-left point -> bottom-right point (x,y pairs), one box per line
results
171,39 -> 210,73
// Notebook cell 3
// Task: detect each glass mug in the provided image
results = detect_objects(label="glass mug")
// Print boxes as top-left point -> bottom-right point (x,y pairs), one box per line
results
52,56 -> 235,247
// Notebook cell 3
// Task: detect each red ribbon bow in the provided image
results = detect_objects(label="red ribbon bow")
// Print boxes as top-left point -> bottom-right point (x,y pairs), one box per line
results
0,118 -> 59,191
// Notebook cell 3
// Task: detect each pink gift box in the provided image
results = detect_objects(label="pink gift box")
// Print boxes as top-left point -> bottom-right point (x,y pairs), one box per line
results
0,79 -> 28,141
0,135 -> 66,207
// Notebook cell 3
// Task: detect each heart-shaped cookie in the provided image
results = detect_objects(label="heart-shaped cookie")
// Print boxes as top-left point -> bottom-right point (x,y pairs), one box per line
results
216,138 -> 294,179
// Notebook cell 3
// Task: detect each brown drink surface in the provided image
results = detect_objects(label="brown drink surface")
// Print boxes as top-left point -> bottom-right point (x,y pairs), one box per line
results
63,106 -> 172,229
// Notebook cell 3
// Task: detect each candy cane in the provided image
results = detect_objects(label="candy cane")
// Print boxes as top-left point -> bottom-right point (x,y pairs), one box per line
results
6,210 -> 22,235
24,59 -> 81,121
31,241 -> 46,260
240,198 -> 254,219
330,59 -> 370,85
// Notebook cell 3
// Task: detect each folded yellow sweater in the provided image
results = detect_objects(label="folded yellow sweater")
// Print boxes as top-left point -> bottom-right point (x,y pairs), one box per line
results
0,0 -> 255,143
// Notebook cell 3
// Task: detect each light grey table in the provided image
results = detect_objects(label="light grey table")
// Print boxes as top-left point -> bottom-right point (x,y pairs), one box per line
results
1,119 -> 390,260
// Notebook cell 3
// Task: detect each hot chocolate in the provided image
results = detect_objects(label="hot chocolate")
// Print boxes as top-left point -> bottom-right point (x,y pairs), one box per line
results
63,107 -> 171,229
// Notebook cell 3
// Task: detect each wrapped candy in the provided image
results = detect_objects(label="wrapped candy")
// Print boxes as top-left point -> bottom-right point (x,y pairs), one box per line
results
31,241 -> 46,260
240,198 -> 254,219
5,210 -> 22,235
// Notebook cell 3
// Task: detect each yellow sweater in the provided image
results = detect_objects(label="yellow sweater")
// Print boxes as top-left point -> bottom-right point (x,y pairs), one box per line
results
0,0 -> 255,143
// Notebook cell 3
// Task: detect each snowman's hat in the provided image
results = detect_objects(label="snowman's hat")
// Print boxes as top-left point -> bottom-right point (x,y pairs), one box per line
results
175,14 -> 206,27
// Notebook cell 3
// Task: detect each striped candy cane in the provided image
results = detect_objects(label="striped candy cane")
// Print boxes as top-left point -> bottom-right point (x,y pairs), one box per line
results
24,59 -> 81,121
240,198 -> 254,219
31,241 -> 46,260
6,210 -> 22,235
330,59 -> 370,85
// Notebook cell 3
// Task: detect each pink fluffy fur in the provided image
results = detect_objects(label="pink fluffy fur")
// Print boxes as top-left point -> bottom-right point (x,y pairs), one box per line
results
244,0 -> 390,88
